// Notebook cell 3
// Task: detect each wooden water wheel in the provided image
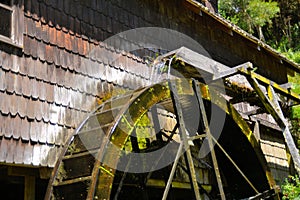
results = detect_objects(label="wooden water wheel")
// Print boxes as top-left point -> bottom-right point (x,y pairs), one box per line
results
45,78 -> 279,200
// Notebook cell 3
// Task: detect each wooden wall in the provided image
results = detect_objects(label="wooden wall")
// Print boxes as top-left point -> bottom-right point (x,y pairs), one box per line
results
0,0 -> 294,187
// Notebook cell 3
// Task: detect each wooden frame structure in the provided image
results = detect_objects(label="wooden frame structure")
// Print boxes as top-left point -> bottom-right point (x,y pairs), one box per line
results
45,47 -> 300,199
1,0 -> 299,199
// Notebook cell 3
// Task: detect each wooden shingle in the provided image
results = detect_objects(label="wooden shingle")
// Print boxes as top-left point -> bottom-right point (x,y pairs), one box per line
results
37,41 -> 46,61
31,0 -> 40,20
21,117 -> 30,141
9,94 -> 18,116
0,70 -> 6,92
29,121 -> 38,142
23,141 -> 33,165
14,139 -> 25,164
12,116 -> 22,139
38,122 -> 47,144
0,138 -> 8,163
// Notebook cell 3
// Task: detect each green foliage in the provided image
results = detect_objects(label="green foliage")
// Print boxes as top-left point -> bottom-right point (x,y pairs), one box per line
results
219,0 -> 299,53
247,0 -> 279,27
219,0 -> 300,140
276,23 -> 300,65
282,50 -> 300,65
276,24 -> 300,53
288,72 -> 300,124
281,175 -> 300,200
219,0 -> 279,36
135,114 -> 152,149
288,71 -> 300,140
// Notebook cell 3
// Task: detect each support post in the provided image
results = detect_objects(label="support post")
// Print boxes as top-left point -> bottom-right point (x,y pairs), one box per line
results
169,80 -> 202,200
192,79 -> 226,200
24,175 -> 35,200
130,129 -> 140,153
150,105 -> 163,142
162,142 -> 184,200
211,136 -> 259,194
253,120 -> 261,141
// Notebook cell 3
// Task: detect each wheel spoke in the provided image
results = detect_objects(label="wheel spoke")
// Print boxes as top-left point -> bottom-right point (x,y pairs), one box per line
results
162,142 -> 184,200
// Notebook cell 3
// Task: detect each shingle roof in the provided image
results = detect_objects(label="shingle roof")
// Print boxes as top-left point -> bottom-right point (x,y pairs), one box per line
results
183,0 -> 300,73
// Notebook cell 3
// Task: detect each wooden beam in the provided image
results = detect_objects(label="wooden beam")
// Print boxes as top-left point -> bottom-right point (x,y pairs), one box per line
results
239,67 -> 300,103
192,79 -> 226,200
8,166 -> 39,177
150,105 -> 163,142
169,80 -> 201,200
146,179 -> 212,192
253,120 -> 261,141
24,176 -> 35,200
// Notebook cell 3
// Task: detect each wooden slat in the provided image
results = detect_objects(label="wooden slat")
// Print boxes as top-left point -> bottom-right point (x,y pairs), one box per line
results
53,176 -> 91,187
63,149 -> 98,160
146,179 -> 212,191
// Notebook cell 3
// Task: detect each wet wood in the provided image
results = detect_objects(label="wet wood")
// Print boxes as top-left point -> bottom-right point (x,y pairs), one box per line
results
53,176 -> 92,187
146,179 -> 212,191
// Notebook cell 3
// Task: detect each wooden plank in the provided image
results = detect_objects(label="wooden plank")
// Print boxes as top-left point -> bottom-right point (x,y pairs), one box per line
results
146,179 -> 212,192
151,105 -> 163,142
267,85 -> 300,173
253,121 -> 261,141
53,176 -> 91,187
63,149 -> 98,160
0,35 -> 22,48
162,142 -> 184,200
247,77 -> 284,125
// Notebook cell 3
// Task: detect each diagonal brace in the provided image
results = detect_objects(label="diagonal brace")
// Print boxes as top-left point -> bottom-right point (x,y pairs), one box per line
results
247,75 -> 300,174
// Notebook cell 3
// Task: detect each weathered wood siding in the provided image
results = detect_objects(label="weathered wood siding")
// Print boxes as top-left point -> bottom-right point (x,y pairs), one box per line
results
0,0 -> 296,176
0,0 -> 150,167
234,102 -> 290,182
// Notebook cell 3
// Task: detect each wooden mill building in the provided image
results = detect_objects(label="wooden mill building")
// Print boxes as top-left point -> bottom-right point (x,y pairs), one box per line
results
0,0 -> 300,199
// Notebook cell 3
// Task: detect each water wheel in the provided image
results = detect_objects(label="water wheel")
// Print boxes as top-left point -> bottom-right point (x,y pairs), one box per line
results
45,79 -> 278,200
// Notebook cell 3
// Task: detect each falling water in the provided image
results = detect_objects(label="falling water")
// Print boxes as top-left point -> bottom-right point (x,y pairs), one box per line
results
149,61 -> 165,84
149,57 -> 174,84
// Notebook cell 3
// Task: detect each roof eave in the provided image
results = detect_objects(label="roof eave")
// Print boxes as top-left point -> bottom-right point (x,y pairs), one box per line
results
183,0 -> 300,74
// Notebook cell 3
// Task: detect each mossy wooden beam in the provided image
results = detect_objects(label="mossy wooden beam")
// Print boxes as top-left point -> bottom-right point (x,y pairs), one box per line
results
239,67 -> 300,103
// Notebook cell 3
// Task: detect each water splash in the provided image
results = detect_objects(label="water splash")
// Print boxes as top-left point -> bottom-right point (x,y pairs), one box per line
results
149,60 -> 166,84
